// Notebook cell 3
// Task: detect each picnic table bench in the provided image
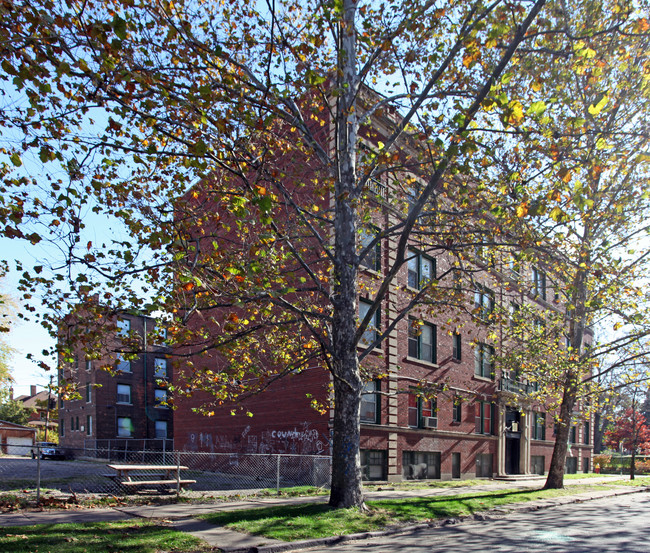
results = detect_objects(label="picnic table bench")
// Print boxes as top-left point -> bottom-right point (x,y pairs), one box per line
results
105,464 -> 196,492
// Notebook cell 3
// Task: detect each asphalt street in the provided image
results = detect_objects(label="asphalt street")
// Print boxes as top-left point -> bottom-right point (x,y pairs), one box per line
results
299,492 -> 650,553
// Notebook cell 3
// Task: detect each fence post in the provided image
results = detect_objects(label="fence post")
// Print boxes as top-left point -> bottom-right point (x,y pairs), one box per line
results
176,451 -> 181,496
36,444 -> 41,504
276,454 -> 281,494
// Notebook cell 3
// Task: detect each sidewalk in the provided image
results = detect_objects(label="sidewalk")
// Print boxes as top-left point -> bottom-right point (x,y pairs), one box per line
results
1,476 -> 647,553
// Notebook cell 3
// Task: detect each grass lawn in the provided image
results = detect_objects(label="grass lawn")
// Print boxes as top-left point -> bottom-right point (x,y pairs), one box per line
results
200,483 -> 632,541
0,520 -> 213,553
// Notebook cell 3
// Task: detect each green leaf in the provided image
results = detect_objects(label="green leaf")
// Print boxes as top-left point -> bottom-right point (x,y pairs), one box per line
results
257,196 -> 272,213
10,152 -> 22,167
1,59 -> 16,76
526,101 -> 546,117
112,15 -> 127,41
192,140 -> 208,156
306,70 -> 326,86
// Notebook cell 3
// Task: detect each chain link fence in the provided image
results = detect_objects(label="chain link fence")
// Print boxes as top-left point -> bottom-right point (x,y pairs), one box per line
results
0,443 -> 331,499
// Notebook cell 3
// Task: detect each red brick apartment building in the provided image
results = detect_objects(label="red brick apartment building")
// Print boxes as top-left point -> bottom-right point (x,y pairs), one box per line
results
172,235 -> 594,480
167,94 -> 593,482
58,313 -> 173,453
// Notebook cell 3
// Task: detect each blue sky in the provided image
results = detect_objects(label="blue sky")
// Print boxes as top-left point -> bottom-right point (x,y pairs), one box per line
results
2,236 -> 56,397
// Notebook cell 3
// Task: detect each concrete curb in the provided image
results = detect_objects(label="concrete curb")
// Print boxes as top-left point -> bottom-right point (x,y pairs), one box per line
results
215,486 -> 649,553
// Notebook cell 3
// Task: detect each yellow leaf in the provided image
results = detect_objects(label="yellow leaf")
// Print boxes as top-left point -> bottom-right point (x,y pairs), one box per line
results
516,202 -> 529,217
507,100 -> 524,125
588,93 -> 609,116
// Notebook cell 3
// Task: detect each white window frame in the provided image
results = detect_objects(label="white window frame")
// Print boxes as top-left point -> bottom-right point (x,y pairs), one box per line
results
155,420 -> 168,439
117,384 -> 132,405
154,388 -> 168,408
116,353 -> 131,373
154,358 -> 168,378
117,417 -> 133,438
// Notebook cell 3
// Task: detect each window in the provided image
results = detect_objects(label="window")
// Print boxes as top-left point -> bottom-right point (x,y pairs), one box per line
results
76,416 -> 79,431
116,353 -> 131,373
70,417 -> 74,432
86,415 -> 93,436
359,226 -> 381,272
85,360 -> 92,372
533,413 -> 546,440
474,343 -> 494,379
403,451 -> 441,479
154,326 -> 168,345
474,286 -> 495,320
475,401 -> 494,434
60,418 -> 65,437
532,267 -> 547,300
155,420 -> 168,439
408,393 -> 437,429
474,244 -> 495,267
531,455 -> 545,475
154,388 -> 168,408
359,299 -> 380,348
509,302 -> 520,330
86,383 -> 92,403
453,332 -> 462,361
583,421 -> 590,445
566,456 -> 577,474
509,253 -> 521,276
360,381 -> 380,424
452,452 -> 461,479
452,398 -> 462,423
407,250 -> 435,289
407,320 -> 436,363
361,449 -> 387,481
569,425 -> 577,444
117,318 -> 131,337
117,417 -> 133,438
117,384 -> 132,404
154,358 -> 168,378
476,453 -> 493,477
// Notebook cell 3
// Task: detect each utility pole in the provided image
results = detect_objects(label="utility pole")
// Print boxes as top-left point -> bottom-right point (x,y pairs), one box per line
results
44,375 -> 54,442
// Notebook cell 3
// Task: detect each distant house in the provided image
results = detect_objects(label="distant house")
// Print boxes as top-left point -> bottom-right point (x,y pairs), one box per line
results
0,420 -> 37,456
14,385 -> 58,437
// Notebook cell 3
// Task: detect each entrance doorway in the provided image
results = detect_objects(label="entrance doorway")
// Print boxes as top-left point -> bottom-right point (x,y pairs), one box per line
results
505,407 -> 522,475
505,437 -> 520,474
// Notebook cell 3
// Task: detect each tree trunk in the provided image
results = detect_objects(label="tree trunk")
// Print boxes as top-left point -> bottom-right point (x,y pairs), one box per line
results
327,0 -> 364,510
329,365 -> 364,508
544,389 -> 576,489
630,448 -> 635,481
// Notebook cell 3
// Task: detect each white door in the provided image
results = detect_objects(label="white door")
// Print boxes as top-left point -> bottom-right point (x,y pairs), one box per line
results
6,436 -> 33,456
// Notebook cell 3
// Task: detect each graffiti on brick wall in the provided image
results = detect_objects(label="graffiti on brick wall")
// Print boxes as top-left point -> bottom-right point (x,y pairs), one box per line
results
185,421 -> 329,454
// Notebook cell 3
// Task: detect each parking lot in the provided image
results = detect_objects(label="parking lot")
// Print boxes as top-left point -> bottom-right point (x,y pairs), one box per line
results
0,452 -> 330,496
0,455 -> 115,493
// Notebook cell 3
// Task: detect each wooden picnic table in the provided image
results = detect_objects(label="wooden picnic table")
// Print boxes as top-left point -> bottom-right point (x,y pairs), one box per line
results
105,464 -> 196,491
